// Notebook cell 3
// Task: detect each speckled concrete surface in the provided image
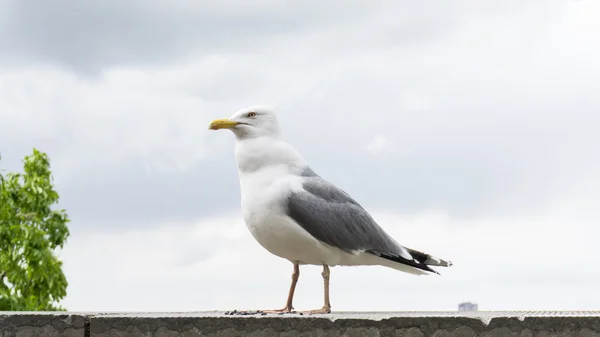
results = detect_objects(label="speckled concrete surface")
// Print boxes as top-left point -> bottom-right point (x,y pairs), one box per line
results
1,311 -> 599,336
0,312 -> 85,337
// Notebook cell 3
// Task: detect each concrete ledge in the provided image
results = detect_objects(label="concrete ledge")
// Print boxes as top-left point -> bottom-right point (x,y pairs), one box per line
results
0,312 -> 86,337
1,311 -> 599,337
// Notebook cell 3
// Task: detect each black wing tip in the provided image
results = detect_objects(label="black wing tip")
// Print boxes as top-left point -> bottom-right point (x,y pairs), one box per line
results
406,247 -> 453,268
423,264 -> 439,275
366,249 -> 438,274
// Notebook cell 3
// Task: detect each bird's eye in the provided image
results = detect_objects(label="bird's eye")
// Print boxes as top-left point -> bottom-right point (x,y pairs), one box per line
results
247,112 -> 257,118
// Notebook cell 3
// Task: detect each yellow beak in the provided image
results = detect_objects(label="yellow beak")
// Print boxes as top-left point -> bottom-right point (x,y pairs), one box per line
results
209,119 -> 239,130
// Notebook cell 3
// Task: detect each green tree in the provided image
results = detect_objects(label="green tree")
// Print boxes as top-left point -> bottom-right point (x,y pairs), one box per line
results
0,149 -> 70,311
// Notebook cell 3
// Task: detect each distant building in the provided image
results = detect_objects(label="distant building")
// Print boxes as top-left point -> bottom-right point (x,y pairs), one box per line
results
458,302 -> 478,311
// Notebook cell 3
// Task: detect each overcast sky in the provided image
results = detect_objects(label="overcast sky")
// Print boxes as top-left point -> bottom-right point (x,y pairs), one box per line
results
1,0 -> 599,312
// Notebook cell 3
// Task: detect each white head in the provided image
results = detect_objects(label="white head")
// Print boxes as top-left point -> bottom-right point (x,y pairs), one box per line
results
208,105 -> 281,140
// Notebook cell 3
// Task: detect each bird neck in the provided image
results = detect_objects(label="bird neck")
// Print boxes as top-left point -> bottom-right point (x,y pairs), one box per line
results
234,136 -> 307,175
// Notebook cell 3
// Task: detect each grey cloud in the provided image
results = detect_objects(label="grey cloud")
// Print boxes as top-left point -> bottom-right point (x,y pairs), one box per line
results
0,0 -> 529,74
1,0 -> 596,232
0,0 -> 385,73
58,162 -> 240,228
0,141 -> 240,229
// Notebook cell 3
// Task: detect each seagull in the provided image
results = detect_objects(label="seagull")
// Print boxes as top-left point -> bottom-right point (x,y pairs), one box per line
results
209,105 -> 452,314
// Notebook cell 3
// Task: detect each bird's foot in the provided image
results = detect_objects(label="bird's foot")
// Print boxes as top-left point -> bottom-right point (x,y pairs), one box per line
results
296,306 -> 331,315
259,306 -> 295,315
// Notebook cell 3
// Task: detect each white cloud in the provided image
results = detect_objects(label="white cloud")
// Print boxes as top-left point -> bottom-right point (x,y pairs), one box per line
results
399,91 -> 432,112
0,65 -> 213,177
365,135 -> 391,156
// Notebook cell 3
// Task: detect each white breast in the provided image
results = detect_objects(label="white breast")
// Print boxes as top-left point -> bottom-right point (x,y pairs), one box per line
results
233,137 -> 338,265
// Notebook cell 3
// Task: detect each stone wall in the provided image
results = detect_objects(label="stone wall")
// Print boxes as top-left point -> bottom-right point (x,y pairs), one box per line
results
1,311 -> 599,336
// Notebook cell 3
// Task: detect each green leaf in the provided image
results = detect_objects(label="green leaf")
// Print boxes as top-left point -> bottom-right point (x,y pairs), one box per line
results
0,148 -> 70,311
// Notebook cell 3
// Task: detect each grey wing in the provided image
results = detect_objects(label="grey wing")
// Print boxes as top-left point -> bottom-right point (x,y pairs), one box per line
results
285,170 -> 437,273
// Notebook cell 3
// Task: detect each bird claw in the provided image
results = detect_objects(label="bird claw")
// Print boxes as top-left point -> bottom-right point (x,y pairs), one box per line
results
259,307 -> 295,315
296,306 -> 331,315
